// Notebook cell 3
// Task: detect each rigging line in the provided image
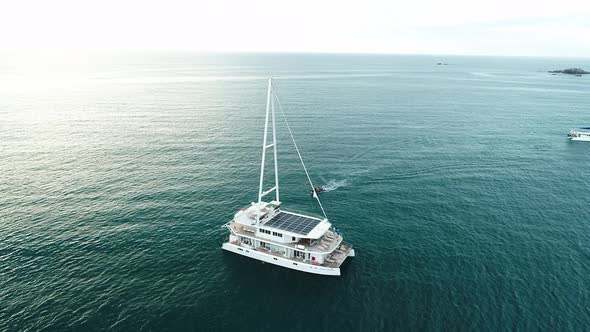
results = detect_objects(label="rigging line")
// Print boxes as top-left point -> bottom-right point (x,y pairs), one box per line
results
272,87 -> 329,220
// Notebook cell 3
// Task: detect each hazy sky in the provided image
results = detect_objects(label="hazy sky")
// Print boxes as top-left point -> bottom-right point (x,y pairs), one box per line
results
2,0 -> 589,57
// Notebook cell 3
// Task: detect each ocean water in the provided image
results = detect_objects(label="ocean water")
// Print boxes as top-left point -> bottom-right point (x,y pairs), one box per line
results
1,53 -> 590,331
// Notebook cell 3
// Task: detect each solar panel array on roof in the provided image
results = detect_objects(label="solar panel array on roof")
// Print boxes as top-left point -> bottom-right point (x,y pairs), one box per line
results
263,212 -> 321,235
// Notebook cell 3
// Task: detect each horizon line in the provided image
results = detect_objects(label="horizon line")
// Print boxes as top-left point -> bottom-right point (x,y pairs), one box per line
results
1,49 -> 589,60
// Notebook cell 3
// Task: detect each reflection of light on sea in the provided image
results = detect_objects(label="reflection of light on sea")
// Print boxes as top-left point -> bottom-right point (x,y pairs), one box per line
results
470,72 -> 495,77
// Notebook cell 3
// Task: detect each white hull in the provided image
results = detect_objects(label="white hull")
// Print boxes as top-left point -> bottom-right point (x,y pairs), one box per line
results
568,129 -> 590,141
222,242 -> 353,276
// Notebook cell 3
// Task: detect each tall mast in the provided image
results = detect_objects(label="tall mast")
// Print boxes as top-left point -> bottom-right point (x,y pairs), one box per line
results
271,83 -> 279,202
257,78 -> 279,224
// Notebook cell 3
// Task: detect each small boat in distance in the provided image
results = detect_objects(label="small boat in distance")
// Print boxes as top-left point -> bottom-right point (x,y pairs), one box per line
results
568,128 -> 590,142
311,187 -> 325,196
221,78 -> 355,276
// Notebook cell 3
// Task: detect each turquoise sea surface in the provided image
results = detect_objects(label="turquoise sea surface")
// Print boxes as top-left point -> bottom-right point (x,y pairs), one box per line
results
1,53 -> 589,331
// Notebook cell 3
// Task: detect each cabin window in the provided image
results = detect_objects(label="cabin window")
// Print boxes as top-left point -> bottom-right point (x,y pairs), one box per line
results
292,237 -> 296,241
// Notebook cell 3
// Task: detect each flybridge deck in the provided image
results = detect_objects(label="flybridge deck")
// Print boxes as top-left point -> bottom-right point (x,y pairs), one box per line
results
262,211 -> 322,236
235,202 -> 331,239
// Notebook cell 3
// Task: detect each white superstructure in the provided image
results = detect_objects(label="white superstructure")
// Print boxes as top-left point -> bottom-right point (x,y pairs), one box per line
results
221,78 -> 354,276
568,128 -> 590,142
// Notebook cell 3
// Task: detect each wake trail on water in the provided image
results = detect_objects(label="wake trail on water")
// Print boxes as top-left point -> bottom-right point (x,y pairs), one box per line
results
320,179 -> 348,192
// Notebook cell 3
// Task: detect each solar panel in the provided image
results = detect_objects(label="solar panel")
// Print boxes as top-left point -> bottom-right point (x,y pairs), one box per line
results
263,212 -> 322,236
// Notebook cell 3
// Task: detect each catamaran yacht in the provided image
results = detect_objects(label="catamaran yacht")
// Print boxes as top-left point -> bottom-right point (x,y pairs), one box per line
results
568,128 -> 590,142
222,78 -> 355,276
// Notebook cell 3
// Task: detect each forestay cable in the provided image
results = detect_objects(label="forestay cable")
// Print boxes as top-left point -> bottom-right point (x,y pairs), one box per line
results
272,85 -> 328,220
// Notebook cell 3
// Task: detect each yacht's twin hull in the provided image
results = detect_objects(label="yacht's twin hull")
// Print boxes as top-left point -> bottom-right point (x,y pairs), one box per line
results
222,242 -> 353,276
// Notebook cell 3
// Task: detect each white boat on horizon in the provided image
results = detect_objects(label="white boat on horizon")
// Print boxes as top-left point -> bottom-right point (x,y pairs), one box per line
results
568,128 -> 590,142
221,78 -> 355,276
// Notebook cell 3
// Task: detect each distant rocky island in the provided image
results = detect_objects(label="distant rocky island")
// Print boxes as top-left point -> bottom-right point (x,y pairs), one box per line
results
548,68 -> 589,75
